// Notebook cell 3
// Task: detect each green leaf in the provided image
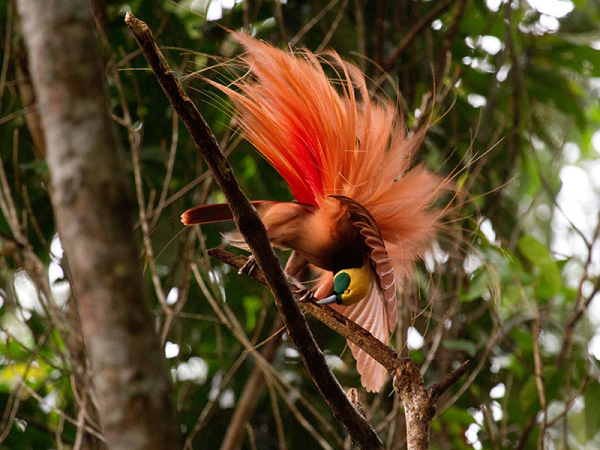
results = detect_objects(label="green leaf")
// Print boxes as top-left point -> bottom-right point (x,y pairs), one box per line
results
517,235 -> 562,299
19,160 -> 49,177
242,154 -> 257,179
461,269 -> 490,302
242,296 -> 262,332
519,374 -> 539,413
584,382 -> 600,441
525,65 -> 587,130
0,360 -> 51,391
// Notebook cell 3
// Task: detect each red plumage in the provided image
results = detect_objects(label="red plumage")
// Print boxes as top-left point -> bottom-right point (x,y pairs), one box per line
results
183,34 -> 446,392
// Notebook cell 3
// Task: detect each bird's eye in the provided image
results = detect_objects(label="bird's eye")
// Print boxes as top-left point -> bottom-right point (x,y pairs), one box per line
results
344,289 -> 350,295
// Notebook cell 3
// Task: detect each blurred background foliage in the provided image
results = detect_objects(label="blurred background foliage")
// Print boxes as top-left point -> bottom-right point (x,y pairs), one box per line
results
1,0 -> 600,448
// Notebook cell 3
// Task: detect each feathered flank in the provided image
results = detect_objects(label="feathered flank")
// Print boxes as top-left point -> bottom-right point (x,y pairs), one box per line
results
201,34 -> 447,392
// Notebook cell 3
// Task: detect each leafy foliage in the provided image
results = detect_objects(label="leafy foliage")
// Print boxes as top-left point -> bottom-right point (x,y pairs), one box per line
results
1,0 -> 600,449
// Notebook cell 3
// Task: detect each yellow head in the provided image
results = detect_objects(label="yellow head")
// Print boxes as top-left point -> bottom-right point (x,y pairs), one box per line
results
318,262 -> 371,306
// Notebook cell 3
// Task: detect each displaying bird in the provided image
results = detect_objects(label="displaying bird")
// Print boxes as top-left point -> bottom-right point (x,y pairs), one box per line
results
182,34 -> 445,392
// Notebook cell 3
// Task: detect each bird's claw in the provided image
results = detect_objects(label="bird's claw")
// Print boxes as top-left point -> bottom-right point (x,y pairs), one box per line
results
239,255 -> 257,275
299,290 -> 315,302
289,282 -> 313,302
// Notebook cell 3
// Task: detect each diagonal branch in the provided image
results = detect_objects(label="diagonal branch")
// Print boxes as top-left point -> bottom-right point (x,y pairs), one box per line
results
124,13 -> 383,450
209,248 -> 470,450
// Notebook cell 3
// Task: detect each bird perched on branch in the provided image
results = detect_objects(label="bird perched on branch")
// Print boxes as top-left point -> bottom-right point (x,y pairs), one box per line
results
182,34 -> 446,392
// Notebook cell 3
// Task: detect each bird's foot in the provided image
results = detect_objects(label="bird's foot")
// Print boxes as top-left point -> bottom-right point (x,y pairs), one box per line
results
298,289 -> 316,302
239,255 -> 257,275
289,281 -> 314,302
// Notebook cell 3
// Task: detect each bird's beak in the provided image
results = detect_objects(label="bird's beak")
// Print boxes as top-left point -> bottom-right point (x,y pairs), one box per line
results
317,294 -> 338,305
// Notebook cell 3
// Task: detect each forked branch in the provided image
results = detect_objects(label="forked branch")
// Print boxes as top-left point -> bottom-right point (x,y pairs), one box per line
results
209,249 -> 470,450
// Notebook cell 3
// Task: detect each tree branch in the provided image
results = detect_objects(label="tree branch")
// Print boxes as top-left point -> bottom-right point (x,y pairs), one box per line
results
124,13 -> 383,450
209,248 -> 470,450
429,360 -> 470,401
381,0 -> 454,72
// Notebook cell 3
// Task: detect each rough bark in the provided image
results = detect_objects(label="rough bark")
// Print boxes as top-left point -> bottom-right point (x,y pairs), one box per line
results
17,2 -> 181,449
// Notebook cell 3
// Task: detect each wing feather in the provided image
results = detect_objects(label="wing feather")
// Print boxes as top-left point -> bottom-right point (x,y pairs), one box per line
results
328,195 -> 398,332
332,282 -> 388,392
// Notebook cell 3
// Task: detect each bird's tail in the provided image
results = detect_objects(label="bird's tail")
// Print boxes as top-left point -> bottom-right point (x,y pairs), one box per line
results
181,201 -> 275,225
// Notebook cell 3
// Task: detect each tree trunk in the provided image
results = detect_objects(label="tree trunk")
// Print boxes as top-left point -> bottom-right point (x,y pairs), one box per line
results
16,1 -> 181,449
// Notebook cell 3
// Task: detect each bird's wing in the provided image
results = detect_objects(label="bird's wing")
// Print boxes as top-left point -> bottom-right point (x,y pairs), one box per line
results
328,195 -> 397,332
333,282 -> 388,392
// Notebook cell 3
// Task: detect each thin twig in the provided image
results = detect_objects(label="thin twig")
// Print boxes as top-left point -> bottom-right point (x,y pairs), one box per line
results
274,0 -> 288,42
272,380 -> 335,450
151,111 -> 180,230
315,0 -> 348,53
381,0 -> 454,72
353,0 -> 366,72
481,404 -> 499,450
290,0 -> 339,46
429,361 -> 470,401
267,377 -> 287,450
532,313 -> 547,449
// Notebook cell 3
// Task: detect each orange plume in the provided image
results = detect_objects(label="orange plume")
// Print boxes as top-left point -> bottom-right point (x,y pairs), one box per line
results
220,34 -> 444,281
205,34 -> 446,392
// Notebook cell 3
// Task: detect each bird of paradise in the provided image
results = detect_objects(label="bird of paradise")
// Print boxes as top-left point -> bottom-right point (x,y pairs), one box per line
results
182,34 -> 445,392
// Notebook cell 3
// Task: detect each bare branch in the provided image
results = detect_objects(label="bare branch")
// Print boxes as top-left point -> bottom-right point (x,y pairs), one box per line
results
428,360 -> 470,400
209,248 -> 469,450
381,0 -> 454,72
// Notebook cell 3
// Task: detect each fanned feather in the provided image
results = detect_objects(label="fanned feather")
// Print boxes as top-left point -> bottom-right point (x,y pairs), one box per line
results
219,34 -> 445,281
328,195 -> 397,332
333,282 -> 388,392
213,35 -> 446,392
